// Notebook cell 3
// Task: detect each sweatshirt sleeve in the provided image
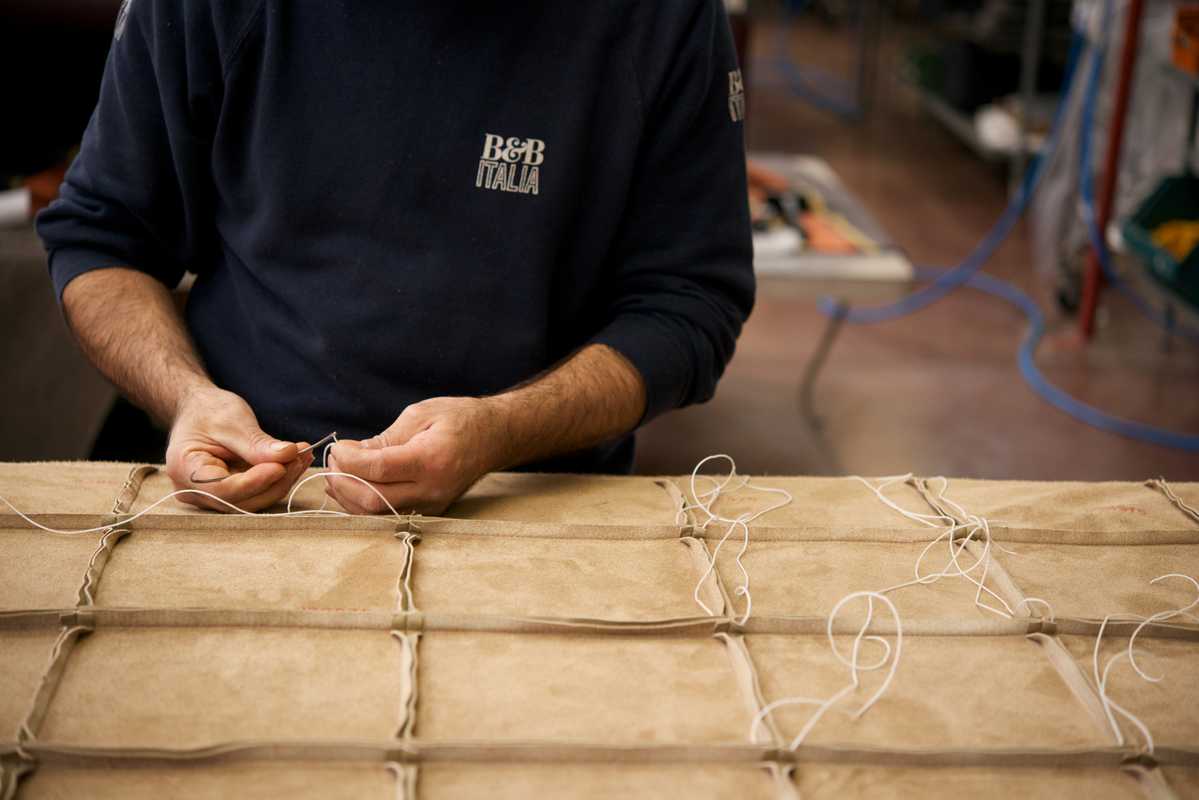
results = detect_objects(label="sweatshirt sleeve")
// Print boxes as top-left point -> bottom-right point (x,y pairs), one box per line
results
590,0 -> 754,423
35,0 -> 234,300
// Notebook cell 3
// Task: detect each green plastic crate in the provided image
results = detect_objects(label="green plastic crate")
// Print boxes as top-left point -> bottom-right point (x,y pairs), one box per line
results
1122,174 -> 1199,311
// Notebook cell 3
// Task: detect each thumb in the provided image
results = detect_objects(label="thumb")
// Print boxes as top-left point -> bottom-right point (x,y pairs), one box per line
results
224,424 -> 297,465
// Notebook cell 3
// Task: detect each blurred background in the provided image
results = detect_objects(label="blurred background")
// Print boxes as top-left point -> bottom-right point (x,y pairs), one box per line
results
2,0 -> 1197,479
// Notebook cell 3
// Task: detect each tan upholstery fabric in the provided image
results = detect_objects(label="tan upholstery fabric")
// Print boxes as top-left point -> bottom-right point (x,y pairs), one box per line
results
749,634 -> 1107,749
0,530 -> 102,610
793,765 -> 1146,799
1163,768 -> 1199,796
21,763 -> 394,799
676,476 -> 937,539
0,462 -> 131,521
39,628 -> 403,748
413,537 -> 700,620
450,473 -> 680,525
0,631 -> 56,737
996,544 -> 1199,620
420,764 -> 779,799
95,528 -> 409,611
418,633 -> 746,743
1059,635 -> 1199,750
0,462 -> 1196,798
927,480 -> 1199,542
714,541 -> 1012,623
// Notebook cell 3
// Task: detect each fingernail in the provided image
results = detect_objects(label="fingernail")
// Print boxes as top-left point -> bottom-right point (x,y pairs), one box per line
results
270,441 -> 290,452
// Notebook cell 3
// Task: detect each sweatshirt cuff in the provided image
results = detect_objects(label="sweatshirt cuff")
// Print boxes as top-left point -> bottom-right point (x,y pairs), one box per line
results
591,314 -> 691,425
47,246 -> 152,304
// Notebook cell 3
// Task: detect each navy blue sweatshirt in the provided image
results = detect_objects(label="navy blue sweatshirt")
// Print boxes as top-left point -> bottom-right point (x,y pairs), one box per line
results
37,0 -> 754,473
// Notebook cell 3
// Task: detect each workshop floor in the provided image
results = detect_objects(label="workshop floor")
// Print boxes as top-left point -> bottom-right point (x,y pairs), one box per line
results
636,18 -> 1199,481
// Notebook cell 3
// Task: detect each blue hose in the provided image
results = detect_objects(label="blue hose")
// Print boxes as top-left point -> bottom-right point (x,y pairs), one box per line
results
767,1 -> 866,120
817,32 -> 1083,324
773,57 -> 864,120
811,19 -> 1199,450
913,267 -> 1199,451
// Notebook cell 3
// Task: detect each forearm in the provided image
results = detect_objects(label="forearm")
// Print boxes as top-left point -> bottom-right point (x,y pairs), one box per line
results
484,344 -> 646,469
62,267 -> 213,425
325,344 -> 646,514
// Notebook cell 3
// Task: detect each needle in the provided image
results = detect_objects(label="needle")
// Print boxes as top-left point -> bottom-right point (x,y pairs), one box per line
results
189,432 -> 337,484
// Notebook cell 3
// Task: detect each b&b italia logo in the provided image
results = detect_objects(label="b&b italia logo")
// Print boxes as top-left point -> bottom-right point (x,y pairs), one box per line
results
728,69 -> 745,122
475,133 -> 544,196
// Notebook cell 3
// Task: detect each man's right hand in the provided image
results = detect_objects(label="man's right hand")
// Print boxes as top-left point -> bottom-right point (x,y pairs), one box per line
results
165,386 -> 313,512
58,269 -> 311,512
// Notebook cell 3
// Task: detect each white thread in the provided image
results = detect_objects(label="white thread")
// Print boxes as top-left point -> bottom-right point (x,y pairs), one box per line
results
683,455 -> 792,625
786,684 -> 856,748
1091,573 -> 1199,752
1124,574 -> 1199,682
395,534 -> 419,614
914,482 -> 1016,618
751,591 -> 902,748
854,476 -> 1016,619
749,695 -> 832,743
384,762 -> 405,800
1148,477 -> 1199,521
301,437 -> 344,517
827,592 -> 903,718
1015,597 -> 1056,621
753,475 -> 1025,749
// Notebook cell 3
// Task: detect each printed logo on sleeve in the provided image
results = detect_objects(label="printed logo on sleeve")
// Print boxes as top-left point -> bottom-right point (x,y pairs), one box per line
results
475,134 -> 544,196
728,70 -> 745,122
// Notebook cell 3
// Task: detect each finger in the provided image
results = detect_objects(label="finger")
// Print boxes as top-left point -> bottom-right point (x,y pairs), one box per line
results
220,423 -> 299,466
329,440 -> 424,484
184,442 -> 313,486
324,452 -> 365,512
325,455 -> 449,516
231,456 -> 313,512
183,451 -> 233,484
188,461 -> 288,506
324,452 -> 403,515
325,476 -> 401,516
324,475 -> 451,517
322,458 -> 375,515
323,473 -> 352,514
180,455 -> 311,513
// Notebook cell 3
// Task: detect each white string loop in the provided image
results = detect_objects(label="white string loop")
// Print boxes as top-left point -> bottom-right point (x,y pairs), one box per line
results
684,455 -> 792,625
1091,573 -> 1199,752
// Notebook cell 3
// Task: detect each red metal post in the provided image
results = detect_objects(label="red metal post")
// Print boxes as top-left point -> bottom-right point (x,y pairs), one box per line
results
1078,0 -> 1146,340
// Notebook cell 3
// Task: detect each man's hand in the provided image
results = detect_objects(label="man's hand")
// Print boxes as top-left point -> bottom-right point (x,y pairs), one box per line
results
325,397 -> 505,515
165,386 -> 313,512
61,268 -> 313,513
326,344 -> 646,515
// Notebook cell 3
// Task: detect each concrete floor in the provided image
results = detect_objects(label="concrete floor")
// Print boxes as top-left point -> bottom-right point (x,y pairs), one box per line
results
636,19 -> 1199,480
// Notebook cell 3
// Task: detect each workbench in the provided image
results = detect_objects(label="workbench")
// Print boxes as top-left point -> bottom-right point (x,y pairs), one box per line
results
1,463 -> 1197,798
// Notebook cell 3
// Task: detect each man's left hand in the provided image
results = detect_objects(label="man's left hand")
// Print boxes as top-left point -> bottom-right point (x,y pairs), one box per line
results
325,397 -> 510,515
